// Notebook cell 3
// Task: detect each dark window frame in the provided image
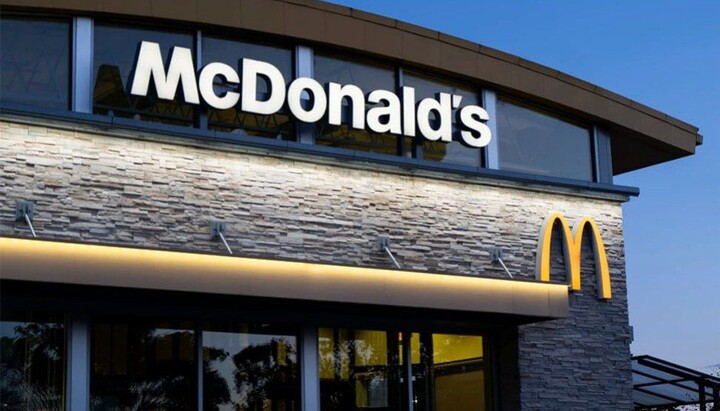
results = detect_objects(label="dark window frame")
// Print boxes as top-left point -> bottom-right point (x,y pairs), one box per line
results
92,20 -> 200,127
0,11 -> 635,195
0,12 -> 73,111
313,50 -> 402,156
400,67 -> 487,169
495,93 -> 598,183
201,29 -> 297,141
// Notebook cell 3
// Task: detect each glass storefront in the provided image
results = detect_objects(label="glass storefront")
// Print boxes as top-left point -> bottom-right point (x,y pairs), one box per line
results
0,313 -> 489,411
320,329 -> 490,411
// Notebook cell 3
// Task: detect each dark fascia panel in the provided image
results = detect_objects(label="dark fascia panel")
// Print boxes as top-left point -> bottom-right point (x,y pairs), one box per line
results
0,0 -> 701,174
0,237 -> 570,320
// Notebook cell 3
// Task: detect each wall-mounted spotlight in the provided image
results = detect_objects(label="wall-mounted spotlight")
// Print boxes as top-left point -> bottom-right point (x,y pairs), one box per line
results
210,221 -> 233,255
490,247 -> 513,278
377,235 -> 401,269
15,200 -> 37,238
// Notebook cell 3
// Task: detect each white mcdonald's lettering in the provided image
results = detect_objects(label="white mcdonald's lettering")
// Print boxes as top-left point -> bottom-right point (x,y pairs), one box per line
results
129,41 -> 492,147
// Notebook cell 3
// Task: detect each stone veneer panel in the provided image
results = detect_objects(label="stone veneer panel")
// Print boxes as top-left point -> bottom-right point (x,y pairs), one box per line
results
0,119 -> 632,410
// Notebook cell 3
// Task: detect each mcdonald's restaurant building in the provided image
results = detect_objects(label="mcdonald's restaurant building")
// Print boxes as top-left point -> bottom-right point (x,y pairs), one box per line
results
0,1 -> 703,410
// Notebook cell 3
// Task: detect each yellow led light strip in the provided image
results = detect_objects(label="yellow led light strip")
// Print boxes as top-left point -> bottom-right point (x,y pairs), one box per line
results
0,236 -> 569,318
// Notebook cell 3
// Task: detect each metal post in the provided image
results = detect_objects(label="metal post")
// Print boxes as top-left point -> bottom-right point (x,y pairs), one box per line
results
23,213 -> 37,238
197,327 -> 204,411
72,17 -> 93,113
218,231 -> 233,255
594,127 -> 614,184
300,327 -> 320,411
384,246 -> 401,269
66,315 -> 90,411
295,46 -> 315,144
404,332 -> 415,411
482,89 -> 499,170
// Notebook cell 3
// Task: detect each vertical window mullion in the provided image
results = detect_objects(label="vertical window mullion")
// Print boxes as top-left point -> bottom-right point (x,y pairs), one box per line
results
300,327 -> 320,411
403,332 -> 415,411
594,126 -> 613,184
482,89 -> 499,170
295,45 -> 314,144
196,325 -> 204,411
66,315 -> 90,411
196,30 -> 208,130
72,17 -> 93,113
399,68 -> 422,160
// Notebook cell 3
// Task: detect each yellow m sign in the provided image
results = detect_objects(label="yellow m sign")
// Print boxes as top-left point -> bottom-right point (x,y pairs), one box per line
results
535,213 -> 612,300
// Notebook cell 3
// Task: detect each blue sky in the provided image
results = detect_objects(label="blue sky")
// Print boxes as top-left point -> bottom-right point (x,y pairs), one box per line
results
328,0 -> 720,369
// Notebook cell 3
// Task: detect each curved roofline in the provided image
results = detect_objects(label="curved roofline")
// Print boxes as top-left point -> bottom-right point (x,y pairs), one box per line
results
2,0 -> 701,173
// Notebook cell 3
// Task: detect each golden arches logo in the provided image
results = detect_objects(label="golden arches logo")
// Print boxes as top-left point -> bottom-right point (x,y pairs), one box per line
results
535,213 -> 612,300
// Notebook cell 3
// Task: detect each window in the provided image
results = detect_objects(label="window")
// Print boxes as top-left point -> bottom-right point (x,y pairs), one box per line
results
425,334 -> 487,411
91,319 -> 197,410
319,329 -> 491,411
0,310 -> 67,411
496,97 -> 594,181
403,72 -> 483,168
90,317 -> 299,411
202,36 -> 295,140
0,16 -> 71,110
314,54 -> 401,155
319,328 -> 404,411
202,321 -> 300,411
93,24 -> 196,126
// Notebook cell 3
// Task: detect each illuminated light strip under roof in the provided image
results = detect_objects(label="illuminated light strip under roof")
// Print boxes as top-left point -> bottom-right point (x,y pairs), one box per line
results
0,237 -> 568,319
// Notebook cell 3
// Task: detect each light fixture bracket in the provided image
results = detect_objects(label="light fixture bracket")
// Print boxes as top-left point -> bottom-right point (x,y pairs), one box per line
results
15,200 -> 34,221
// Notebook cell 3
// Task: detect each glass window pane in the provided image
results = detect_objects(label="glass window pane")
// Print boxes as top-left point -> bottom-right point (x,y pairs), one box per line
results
90,319 -> 196,410
1,310 -> 66,411
314,54 -> 400,156
0,16 -> 71,110
411,334 -> 488,411
404,72 -> 482,168
93,24 -> 195,126
319,328 -> 404,411
432,334 -> 486,411
202,321 -> 300,411
202,36 -> 295,140
497,97 -> 593,181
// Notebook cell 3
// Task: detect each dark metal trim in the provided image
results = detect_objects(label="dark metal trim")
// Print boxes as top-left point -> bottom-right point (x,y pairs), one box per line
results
0,104 -> 640,197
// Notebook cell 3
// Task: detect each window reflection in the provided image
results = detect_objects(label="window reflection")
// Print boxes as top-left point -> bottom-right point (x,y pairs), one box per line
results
408,333 -> 488,411
0,17 -> 70,110
314,54 -> 400,155
319,328 -> 403,411
497,97 -> 593,181
202,36 -> 295,140
90,320 -> 196,411
0,310 -> 66,411
403,72 -> 482,168
202,322 -> 299,411
431,334 -> 486,411
93,24 -> 195,126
